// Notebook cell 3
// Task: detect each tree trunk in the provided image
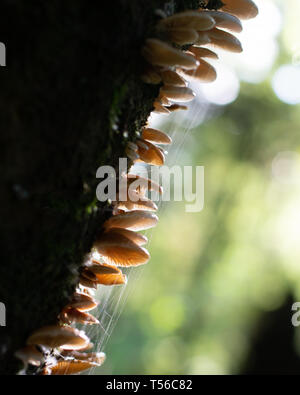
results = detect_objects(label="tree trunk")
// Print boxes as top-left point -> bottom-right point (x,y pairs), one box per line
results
0,0 -> 199,374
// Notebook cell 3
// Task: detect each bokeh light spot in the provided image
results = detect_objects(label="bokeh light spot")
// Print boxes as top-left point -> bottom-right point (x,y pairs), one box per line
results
272,65 -> 300,105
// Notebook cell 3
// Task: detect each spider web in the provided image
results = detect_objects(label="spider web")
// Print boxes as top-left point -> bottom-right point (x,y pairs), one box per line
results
80,87 -> 210,375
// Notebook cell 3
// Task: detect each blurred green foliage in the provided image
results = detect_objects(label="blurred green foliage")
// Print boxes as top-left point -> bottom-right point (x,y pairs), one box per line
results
95,0 -> 300,375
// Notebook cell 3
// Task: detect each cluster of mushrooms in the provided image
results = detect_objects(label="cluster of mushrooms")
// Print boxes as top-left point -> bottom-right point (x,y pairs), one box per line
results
15,0 -> 258,375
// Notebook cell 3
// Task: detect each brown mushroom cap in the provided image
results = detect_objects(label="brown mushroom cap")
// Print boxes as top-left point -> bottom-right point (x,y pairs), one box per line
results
142,128 -> 172,145
207,28 -> 243,53
160,85 -> 196,103
94,229 -> 151,266
200,10 -> 243,33
221,0 -> 258,20
136,139 -> 166,166
181,59 -> 217,83
167,28 -> 199,46
158,11 -> 216,31
142,39 -> 198,70
27,325 -> 90,350
103,210 -> 159,232
43,360 -> 99,375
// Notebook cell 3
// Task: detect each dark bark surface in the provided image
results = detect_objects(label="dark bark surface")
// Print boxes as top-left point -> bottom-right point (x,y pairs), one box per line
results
0,0 -> 200,375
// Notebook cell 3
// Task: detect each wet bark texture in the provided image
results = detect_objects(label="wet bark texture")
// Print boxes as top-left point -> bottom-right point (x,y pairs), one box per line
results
0,0 -> 200,374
